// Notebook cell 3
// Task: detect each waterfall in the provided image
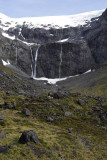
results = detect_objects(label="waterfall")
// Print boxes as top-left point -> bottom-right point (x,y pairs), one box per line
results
30,45 -> 40,78
34,45 -> 40,78
59,44 -> 63,78
16,47 -> 18,64
30,47 -> 34,78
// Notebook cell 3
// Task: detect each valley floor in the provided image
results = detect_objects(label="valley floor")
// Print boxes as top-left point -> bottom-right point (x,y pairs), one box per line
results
0,63 -> 107,160
0,91 -> 107,160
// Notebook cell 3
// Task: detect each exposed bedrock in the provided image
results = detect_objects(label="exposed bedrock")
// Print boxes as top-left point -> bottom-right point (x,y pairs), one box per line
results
0,9 -> 107,78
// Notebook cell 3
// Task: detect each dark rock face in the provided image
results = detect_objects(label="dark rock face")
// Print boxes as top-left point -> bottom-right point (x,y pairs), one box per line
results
82,9 -> 107,64
0,9 -> 107,78
0,146 -> 8,154
19,130 -> 40,144
0,36 -> 32,76
37,41 -> 94,78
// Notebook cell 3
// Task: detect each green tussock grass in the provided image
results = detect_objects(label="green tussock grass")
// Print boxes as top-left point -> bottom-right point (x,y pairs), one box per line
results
0,91 -> 107,160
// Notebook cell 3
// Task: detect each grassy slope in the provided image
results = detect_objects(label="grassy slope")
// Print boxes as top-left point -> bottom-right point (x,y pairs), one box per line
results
0,64 -> 55,95
0,92 -> 107,160
0,63 -> 107,160
58,65 -> 107,97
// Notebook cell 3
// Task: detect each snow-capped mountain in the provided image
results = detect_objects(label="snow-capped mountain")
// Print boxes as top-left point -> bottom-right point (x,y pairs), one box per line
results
0,9 -> 104,30
0,9 -> 104,39
0,9 -> 107,79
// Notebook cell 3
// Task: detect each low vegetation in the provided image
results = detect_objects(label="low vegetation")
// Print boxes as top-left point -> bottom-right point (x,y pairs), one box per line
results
0,90 -> 107,160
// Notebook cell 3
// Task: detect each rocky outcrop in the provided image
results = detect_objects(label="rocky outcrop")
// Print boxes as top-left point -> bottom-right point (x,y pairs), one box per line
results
19,130 -> 40,144
82,9 -> 107,64
0,145 -> 8,154
37,40 -> 94,78
0,9 -> 107,78
0,131 -> 6,138
22,108 -> 30,116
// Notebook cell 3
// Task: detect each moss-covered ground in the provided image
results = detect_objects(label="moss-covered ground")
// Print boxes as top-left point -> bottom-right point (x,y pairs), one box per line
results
0,91 -> 107,160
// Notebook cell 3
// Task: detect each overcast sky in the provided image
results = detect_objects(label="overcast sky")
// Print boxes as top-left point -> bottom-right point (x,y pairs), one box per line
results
0,0 -> 106,18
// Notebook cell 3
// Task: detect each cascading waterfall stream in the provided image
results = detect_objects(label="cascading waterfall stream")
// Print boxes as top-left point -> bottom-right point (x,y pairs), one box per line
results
15,37 -> 18,65
59,44 -> 63,78
30,45 -> 40,78
30,47 -> 34,78
16,46 -> 18,64
34,45 -> 41,78
58,28 -> 63,78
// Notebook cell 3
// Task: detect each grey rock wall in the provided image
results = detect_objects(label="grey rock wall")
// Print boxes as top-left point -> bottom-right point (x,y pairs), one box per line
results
0,9 -> 107,78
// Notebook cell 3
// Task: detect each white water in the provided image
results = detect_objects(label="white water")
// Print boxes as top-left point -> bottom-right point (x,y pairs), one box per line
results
30,45 -> 40,78
30,47 -> 34,77
16,47 -> 18,64
33,45 -> 40,78
59,44 -> 63,78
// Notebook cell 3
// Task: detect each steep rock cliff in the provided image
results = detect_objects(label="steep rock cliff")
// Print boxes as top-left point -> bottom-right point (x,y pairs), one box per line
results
0,9 -> 106,78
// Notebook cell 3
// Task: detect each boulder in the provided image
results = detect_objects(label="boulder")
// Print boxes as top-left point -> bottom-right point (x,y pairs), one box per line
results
0,115 -> 4,120
47,117 -> 54,122
0,103 -> 13,109
48,92 -> 54,97
48,91 -> 64,99
19,130 -> 40,144
0,131 -> 6,138
0,104 -> 5,109
64,112 -> 72,117
22,108 -> 30,116
5,102 -> 13,109
78,99 -> 85,106
67,128 -> 73,133
99,113 -> 107,121
0,146 -> 8,154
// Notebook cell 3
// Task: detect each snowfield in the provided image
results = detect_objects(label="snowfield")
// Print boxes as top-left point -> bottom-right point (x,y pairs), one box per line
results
0,9 -> 104,31
33,69 -> 92,84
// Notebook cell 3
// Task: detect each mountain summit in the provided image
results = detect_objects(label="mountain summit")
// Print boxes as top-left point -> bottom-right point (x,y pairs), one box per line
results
0,9 -> 107,79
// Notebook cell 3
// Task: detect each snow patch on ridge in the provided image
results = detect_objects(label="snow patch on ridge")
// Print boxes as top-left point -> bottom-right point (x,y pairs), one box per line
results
2,60 -> 10,66
57,38 -> 69,43
2,32 -> 15,40
17,39 -> 36,46
83,69 -> 91,74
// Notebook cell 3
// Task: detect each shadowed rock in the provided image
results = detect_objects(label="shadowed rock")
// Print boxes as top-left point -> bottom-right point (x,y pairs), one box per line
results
48,91 -> 64,99
19,130 -> 40,144
22,108 -> 30,116
47,117 -> 54,122
0,131 -> 6,138
78,99 -> 85,106
64,111 -> 72,117
0,146 -> 8,154
0,115 -> 4,120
